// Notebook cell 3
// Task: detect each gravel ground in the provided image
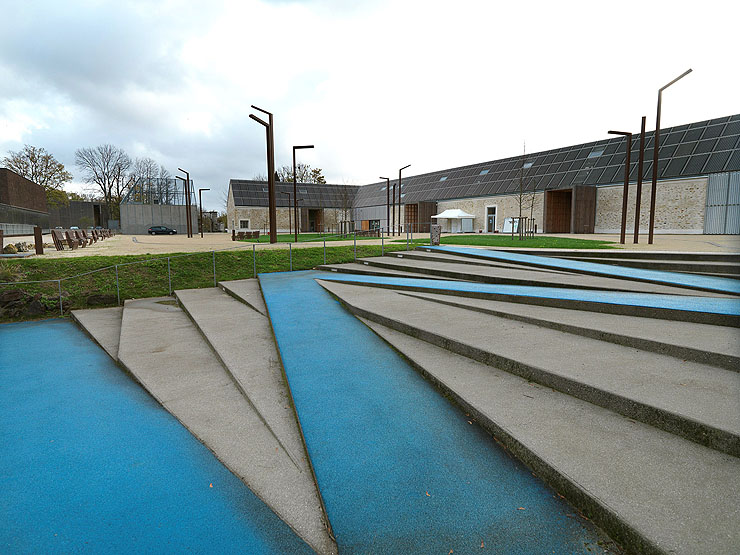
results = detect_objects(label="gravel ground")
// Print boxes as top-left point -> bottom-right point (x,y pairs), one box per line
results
4,232 -> 739,258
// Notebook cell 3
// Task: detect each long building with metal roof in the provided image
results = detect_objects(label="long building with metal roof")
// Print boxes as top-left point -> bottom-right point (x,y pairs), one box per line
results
228,113 -> 740,235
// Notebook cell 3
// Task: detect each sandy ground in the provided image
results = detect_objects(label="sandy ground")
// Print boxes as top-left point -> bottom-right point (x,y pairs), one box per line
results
4,232 -> 740,258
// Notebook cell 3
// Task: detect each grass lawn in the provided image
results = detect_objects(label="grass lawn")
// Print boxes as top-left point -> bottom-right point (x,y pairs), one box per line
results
0,243 -> 408,322
392,235 -> 616,249
239,232 -> 381,243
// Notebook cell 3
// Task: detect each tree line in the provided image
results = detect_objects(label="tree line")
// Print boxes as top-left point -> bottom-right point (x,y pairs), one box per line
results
2,144 -> 174,221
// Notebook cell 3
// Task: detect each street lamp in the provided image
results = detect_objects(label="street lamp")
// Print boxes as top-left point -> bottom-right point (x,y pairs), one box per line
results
250,105 -> 277,244
279,191 -> 292,235
380,177 -> 391,236
648,69 -> 692,244
293,145 -> 314,242
607,131 -> 632,244
198,188 -> 210,238
175,171 -> 192,238
398,164 -> 410,236
634,116 -> 647,244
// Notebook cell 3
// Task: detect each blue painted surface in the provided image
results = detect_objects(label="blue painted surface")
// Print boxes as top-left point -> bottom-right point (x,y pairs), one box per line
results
319,273 -> 740,316
260,270 -> 609,554
0,319 -> 312,555
424,245 -> 740,295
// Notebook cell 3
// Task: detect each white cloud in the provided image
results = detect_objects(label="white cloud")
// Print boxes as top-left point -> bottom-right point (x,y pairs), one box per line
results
1,0 -> 738,211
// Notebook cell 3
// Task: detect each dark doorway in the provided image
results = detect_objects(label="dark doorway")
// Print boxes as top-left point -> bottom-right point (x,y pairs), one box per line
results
544,189 -> 572,233
308,209 -> 323,232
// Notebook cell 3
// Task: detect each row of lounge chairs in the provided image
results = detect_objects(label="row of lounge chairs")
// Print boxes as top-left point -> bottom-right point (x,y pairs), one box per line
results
233,230 -> 261,240
51,228 -> 113,251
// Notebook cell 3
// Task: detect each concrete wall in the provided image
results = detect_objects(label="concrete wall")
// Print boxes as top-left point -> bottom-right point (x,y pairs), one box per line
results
0,203 -> 50,230
594,176 -> 708,234
48,201 -> 104,228
437,193 -> 544,233
120,204 -> 198,234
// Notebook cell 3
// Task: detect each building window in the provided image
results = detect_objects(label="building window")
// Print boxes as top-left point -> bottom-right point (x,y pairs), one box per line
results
439,176 -> 448,181
523,161 -> 534,169
588,148 -> 605,158
479,169 -> 489,175
239,219 -> 250,229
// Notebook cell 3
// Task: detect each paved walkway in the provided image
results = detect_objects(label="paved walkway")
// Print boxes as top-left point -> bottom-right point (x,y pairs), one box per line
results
0,319 -> 313,554
259,270 -> 613,554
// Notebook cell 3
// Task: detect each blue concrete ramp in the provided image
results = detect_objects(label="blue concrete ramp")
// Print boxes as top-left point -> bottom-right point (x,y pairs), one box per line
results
423,246 -> 740,295
0,320 -> 313,554
259,271 -> 611,553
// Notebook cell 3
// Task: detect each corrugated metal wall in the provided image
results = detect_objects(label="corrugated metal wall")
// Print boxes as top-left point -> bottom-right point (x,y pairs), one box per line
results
704,172 -> 740,234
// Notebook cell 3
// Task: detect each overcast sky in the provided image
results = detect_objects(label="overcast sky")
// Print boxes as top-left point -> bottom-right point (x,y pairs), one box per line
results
1,0 -> 738,212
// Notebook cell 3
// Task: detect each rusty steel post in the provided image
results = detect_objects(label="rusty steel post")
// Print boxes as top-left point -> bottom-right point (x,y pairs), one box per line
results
198,188 -> 209,238
648,69 -> 692,244
391,182 -> 395,235
250,106 -> 278,244
34,226 -> 43,254
634,116 -> 647,243
398,164 -> 410,236
608,130 -> 633,244
177,169 -> 192,237
380,177 -> 390,236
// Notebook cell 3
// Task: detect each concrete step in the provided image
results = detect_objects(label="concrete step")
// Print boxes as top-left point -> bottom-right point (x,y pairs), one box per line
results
317,280 -> 740,456
316,272 -> 740,327
399,291 -> 740,372
551,256 -> 740,275
358,316 -> 740,555
386,249 -> 575,274
218,279 -> 267,315
316,262 -> 462,281
358,255 -> 725,297
174,287 -> 311,468
117,296 -> 337,555
71,307 -> 123,360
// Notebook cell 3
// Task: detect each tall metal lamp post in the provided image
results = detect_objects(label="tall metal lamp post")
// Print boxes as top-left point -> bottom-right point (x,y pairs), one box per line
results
198,188 -> 210,238
175,170 -> 192,237
607,131 -> 632,244
293,145 -> 314,242
648,69 -> 692,244
279,191 -> 292,235
398,164 -> 410,236
380,177 -> 391,236
249,105 -> 277,244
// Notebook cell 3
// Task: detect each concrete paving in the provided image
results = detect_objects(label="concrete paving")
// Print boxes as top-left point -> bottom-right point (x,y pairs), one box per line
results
116,296 -> 337,555
422,246 -> 740,294
70,306 -> 123,360
358,317 -> 740,555
400,291 -> 740,371
317,261 -> 465,280
318,280 -> 740,456
357,255 -> 727,297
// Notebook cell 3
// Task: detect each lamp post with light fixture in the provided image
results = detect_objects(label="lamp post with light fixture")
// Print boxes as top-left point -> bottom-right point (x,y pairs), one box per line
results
293,145 -> 314,242
198,188 -> 210,238
380,176 -> 390,236
398,164 -> 410,236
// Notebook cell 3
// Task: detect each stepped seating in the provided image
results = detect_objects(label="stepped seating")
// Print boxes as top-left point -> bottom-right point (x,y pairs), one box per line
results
70,244 -> 740,554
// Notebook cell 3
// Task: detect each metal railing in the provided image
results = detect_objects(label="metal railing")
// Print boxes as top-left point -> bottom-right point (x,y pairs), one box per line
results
0,227 -> 427,319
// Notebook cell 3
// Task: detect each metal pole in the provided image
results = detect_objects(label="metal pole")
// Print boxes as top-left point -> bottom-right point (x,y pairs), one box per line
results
634,116 -> 647,243
198,188 -> 210,238
391,183 -> 395,236
289,242 -> 292,271
167,257 -> 172,294
381,232 -> 384,256
648,69 -> 692,244
212,250 -> 216,286
608,130 -> 632,244
293,148 -> 297,243
353,231 -> 356,262
398,164 -> 410,237
380,177 -> 390,237
406,228 -> 409,250
253,244 -> 256,278
323,238 -> 326,264
58,280 -> 63,316
250,106 -> 277,243
115,265 -> 120,306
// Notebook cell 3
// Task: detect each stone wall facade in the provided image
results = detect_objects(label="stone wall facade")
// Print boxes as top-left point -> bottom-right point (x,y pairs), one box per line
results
594,176 -> 707,234
437,192 -> 544,233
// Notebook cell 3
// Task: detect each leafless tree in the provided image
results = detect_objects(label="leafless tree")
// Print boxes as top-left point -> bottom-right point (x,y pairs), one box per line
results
276,163 -> 326,184
75,144 -> 132,220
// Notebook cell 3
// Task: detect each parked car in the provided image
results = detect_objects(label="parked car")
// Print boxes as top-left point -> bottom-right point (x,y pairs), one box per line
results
70,226 -> 79,230
148,226 -> 177,235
